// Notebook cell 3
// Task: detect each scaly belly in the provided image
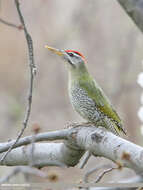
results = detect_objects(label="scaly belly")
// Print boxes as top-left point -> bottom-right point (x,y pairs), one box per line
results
69,86 -> 101,122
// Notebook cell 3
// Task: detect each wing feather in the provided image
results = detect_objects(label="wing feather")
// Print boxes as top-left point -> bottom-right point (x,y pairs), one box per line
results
79,79 -> 122,125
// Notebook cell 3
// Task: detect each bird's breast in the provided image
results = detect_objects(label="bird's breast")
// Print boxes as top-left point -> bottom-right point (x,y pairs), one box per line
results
68,83 -> 100,121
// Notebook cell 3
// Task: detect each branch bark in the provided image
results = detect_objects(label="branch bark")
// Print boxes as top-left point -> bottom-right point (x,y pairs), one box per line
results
0,129 -> 69,153
0,143 -> 84,168
0,126 -> 143,176
117,0 -> 143,33
91,175 -> 143,190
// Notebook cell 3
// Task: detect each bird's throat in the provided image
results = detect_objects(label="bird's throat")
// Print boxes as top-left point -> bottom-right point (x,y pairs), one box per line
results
68,64 -> 90,82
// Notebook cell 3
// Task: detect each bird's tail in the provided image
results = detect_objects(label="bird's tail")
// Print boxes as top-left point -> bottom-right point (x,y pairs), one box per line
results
114,121 -> 127,136
102,117 -> 127,136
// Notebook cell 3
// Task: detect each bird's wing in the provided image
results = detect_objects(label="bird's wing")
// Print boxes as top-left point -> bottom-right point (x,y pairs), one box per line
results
79,79 -> 122,125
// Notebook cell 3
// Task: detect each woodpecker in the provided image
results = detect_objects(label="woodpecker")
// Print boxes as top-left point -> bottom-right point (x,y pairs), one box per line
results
45,45 -> 126,136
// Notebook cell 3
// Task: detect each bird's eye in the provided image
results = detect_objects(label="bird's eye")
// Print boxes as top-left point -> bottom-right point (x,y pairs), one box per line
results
68,52 -> 74,57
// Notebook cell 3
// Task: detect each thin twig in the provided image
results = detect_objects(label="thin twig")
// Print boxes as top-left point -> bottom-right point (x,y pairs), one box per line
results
0,18 -> 23,30
0,166 -> 47,183
95,167 -> 118,183
84,164 -> 111,183
78,151 -> 91,169
0,0 -> 36,163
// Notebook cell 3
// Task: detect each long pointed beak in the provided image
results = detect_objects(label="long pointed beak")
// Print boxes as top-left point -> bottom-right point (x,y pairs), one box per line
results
45,45 -> 64,56
45,45 -> 75,66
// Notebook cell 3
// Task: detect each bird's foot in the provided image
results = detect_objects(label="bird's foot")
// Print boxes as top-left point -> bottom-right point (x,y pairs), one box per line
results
79,122 -> 95,127
66,122 -> 81,128
67,121 -> 95,128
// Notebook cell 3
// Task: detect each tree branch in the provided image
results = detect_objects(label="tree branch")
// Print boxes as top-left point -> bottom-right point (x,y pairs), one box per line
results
92,176 -> 143,190
0,0 -> 37,163
94,167 -> 118,183
117,0 -> 143,33
0,126 -> 143,176
69,126 -> 143,175
0,143 -> 84,168
83,164 -> 112,183
0,129 -> 69,153
78,151 -> 91,169
0,166 -> 47,183
0,18 -> 23,30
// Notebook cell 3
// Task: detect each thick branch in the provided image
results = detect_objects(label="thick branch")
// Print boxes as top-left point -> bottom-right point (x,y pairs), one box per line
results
72,126 -> 143,174
0,126 -> 143,175
0,143 -> 84,168
117,0 -> 143,33
0,129 -> 69,153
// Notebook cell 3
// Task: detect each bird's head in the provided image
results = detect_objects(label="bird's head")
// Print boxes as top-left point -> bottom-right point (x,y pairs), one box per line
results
45,45 -> 86,71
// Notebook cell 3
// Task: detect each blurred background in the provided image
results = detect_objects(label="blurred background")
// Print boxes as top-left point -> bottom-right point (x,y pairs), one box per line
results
0,0 -> 143,184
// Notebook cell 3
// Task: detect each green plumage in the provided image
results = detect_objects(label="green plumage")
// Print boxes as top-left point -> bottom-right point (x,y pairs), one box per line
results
78,78 -> 125,135
79,79 -> 121,123
68,57 -> 126,136
46,46 -> 126,136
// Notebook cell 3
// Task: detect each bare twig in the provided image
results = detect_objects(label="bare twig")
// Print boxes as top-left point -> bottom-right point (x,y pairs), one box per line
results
117,0 -> 143,33
79,151 -> 91,169
95,167 -> 118,183
84,164 -> 111,183
0,166 -> 47,183
0,142 -> 81,168
0,18 -> 23,30
92,176 -> 143,190
0,0 -> 36,163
